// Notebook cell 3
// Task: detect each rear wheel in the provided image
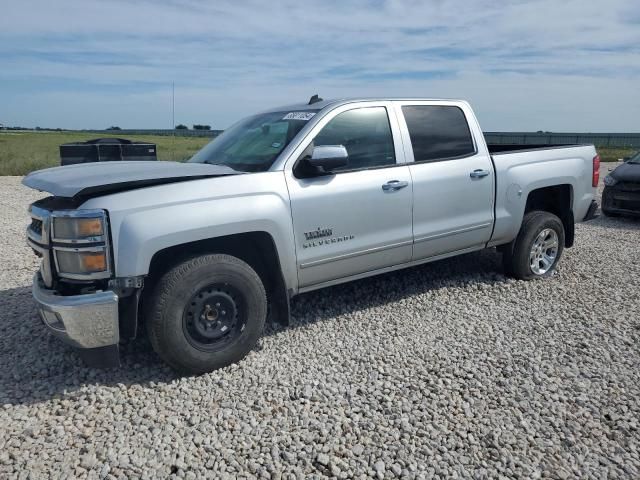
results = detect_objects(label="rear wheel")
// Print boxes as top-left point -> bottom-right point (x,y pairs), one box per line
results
503,211 -> 565,280
146,254 -> 267,374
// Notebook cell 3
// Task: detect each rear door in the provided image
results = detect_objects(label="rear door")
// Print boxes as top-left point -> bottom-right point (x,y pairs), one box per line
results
284,102 -> 413,289
394,101 -> 495,260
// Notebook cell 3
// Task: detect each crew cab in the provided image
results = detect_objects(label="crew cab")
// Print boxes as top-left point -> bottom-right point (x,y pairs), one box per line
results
23,97 -> 600,373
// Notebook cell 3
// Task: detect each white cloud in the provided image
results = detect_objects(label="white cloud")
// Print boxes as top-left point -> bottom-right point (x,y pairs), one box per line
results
1,0 -> 639,130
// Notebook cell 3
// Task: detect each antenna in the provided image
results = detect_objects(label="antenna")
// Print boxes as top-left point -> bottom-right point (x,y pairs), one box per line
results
172,82 -> 175,128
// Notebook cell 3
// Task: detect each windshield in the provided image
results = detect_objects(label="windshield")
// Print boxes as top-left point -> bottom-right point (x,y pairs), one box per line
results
628,151 -> 640,164
189,110 -> 318,172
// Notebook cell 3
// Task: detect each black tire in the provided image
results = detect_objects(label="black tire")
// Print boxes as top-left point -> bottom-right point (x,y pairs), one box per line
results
502,211 -> 565,280
146,254 -> 267,374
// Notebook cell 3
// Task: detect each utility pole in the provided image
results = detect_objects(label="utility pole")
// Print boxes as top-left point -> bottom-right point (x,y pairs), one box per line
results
171,81 -> 175,161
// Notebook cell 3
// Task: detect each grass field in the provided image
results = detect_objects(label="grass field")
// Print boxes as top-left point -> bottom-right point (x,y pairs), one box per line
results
0,131 -> 211,176
595,147 -> 637,163
0,131 -> 636,176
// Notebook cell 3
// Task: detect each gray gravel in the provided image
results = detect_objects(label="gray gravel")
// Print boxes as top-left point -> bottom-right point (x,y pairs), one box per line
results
1,167 -> 639,479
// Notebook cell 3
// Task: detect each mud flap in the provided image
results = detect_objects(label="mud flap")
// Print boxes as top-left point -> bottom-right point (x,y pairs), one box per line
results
77,344 -> 120,368
583,200 -> 599,222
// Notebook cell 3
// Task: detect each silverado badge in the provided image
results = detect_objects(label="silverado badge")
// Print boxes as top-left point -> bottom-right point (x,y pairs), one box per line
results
302,227 -> 354,249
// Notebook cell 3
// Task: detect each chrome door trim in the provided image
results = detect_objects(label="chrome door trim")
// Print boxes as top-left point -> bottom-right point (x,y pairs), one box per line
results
298,244 -> 484,293
299,239 -> 413,269
414,222 -> 493,244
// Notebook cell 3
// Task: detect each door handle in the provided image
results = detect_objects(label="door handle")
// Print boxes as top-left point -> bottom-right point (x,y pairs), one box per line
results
470,169 -> 490,179
382,180 -> 409,191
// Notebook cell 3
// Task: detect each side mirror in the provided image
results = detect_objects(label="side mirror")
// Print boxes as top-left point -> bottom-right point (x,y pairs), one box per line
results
298,145 -> 348,176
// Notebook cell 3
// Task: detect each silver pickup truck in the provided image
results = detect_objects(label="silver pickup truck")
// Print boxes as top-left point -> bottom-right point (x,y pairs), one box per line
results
24,97 -> 600,373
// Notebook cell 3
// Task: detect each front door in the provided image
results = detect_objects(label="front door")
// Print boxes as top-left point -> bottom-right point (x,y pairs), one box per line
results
285,103 -> 413,289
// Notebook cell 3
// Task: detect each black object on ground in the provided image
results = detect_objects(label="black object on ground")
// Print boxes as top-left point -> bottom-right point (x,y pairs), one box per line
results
59,138 -> 157,166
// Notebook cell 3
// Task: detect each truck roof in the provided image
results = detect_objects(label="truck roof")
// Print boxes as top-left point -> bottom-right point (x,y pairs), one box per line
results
269,97 -> 467,113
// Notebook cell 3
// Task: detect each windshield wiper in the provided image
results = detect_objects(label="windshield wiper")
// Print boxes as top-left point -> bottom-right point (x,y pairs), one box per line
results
197,160 -> 244,173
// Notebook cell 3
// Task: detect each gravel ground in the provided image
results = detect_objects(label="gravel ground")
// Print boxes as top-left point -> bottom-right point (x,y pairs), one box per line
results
1,166 -> 639,479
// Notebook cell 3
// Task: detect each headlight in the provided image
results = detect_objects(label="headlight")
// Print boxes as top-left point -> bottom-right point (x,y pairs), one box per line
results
50,210 -> 111,280
604,175 -> 618,187
55,248 -> 109,275
52,210 -> 106,242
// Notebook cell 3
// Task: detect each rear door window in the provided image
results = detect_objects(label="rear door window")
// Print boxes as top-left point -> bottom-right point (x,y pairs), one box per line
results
401,105 -> 475,162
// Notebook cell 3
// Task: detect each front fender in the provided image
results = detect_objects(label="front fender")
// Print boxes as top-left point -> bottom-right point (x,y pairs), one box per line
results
81,173 -> 298,293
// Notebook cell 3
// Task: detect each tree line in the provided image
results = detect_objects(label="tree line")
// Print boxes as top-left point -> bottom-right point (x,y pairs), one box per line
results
175,124 -> 211,130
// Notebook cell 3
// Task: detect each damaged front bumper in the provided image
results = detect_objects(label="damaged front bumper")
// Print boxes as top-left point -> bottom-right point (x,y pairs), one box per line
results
603,186 -> 640,217
32,274 -> 120,367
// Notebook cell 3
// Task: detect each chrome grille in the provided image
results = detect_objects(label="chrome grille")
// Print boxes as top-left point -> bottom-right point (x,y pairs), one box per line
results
617,182 -> 640,192
30,218 -> 43,236
27,205 -> 54,287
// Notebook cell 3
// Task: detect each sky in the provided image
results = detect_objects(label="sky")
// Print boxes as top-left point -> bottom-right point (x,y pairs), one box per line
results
1,0 -> 639,132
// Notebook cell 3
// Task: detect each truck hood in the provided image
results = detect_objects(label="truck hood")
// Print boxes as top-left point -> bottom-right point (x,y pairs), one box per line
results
610,161 -> 640,183
22,161 -> 240,198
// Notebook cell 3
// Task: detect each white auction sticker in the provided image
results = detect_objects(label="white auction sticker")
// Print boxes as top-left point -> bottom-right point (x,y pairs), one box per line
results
282,112 -> 316,121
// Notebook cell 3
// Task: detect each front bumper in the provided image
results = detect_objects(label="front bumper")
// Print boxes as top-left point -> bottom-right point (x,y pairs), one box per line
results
603,186 -> 640,217
32,274 -> 120,367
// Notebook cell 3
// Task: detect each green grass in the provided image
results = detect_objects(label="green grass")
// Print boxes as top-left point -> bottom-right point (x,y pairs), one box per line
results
596,147 -> 637,163
0,131 -> 211,176
0,131 -> 635,176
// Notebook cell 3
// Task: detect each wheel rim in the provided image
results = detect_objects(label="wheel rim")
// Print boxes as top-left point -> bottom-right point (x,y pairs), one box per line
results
529,228 -> 559,275
182,283 -> 245,352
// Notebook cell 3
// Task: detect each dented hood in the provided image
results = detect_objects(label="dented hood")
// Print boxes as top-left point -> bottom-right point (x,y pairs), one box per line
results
610,161 -> 640,183
22,161 -> 240,198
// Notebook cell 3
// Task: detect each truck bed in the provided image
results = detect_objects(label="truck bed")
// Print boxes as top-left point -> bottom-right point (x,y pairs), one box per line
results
486,142 -> 598,248
487,143 -> 587,154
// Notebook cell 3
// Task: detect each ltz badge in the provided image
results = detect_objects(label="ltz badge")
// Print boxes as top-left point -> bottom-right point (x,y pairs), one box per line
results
303,227 -> 333,240
302,228 -> 354,249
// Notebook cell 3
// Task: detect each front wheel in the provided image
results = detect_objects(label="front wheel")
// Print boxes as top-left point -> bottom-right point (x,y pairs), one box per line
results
502,211 -> 565,280
146,254 -> 267,374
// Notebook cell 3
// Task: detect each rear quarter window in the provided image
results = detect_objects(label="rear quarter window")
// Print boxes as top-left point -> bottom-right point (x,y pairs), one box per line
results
402,105 -> 475,162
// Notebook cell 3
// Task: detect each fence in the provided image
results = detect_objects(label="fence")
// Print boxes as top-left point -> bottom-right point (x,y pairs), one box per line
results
484,132 -> 640,148
76,129 -> 640,148
80,129 -> 222,138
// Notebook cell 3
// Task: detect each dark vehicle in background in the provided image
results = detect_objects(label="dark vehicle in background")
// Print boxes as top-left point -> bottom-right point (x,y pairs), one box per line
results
60,138 -> 157,166
603,151 -> 640,217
